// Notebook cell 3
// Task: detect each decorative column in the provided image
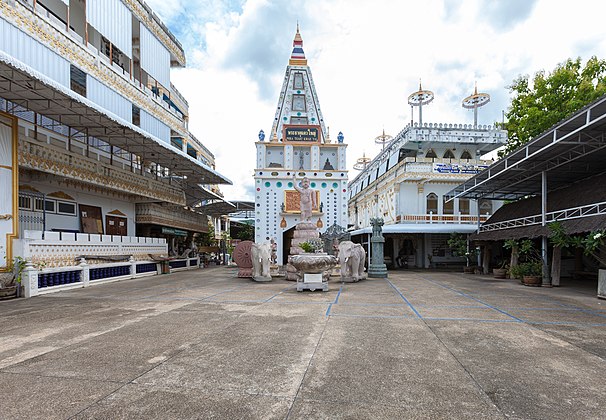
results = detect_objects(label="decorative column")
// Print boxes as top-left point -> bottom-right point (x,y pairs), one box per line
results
0,113 -> 18,271
368,217 -> 387,278
79,258 -> 90,288
21,261 -> 38,298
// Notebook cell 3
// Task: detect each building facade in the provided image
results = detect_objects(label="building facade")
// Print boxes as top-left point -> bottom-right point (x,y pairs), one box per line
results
254,27 -> 348,264
348,119 -> 507,268
0,0 -> 231,296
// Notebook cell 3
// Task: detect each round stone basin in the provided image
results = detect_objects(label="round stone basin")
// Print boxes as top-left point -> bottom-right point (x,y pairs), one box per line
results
289,254 -> 338,274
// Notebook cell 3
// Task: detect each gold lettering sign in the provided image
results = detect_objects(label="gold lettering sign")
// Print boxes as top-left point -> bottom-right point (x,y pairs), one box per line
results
283,125 -> 321,143
284,190 -> 320,213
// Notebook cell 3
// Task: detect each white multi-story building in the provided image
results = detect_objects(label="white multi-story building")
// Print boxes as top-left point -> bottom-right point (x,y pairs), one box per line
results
348,116 -> 507,268
0,0 -> 231,296
254,27 -> 348,264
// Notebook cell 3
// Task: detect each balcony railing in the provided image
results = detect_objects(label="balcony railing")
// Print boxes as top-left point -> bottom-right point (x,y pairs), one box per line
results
397,213 -> 489,224
18,136 -> 186,205
480,201 -> 606,232
136,203 -> 208,232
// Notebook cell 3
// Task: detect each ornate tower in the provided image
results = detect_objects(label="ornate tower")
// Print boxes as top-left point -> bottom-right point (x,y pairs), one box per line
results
254,26 -> 349,264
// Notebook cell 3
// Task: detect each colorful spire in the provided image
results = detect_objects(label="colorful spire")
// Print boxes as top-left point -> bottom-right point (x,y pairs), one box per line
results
289,24 -> 307,66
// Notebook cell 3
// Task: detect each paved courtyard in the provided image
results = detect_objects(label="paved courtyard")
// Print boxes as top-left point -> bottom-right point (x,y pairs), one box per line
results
1,268 -> 606,419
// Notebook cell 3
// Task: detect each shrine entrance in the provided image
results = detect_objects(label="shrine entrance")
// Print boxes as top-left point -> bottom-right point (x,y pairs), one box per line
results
282,226 -> 296,265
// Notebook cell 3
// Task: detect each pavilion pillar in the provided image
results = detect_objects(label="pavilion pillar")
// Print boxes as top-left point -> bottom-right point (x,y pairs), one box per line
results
0,112 -> 18,272
541,171 -> 551,287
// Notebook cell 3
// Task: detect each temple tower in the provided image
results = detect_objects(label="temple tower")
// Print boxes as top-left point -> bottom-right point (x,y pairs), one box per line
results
254,26 -> 348,265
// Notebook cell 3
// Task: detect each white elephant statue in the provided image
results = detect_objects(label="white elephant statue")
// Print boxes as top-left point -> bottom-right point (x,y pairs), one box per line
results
251,242 -> 272,282
338,241 -> 367,282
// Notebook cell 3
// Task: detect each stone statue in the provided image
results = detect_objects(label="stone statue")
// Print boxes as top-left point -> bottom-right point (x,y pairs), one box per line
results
251,242 -> 272,282
293,174 -> 316,221
338,241 -> 367,282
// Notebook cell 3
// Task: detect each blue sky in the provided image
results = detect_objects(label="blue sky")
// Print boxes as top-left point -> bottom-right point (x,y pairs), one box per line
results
146,0 -> 606,201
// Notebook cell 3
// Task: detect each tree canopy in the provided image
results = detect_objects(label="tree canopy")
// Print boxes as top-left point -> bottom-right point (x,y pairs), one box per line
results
501,56 -> 606,156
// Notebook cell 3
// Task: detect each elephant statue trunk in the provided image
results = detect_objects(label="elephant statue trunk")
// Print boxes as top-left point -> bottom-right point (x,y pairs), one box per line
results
338,241 -> 367,283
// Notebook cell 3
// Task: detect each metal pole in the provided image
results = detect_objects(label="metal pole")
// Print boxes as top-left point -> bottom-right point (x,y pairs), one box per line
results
541,171 -> 550,286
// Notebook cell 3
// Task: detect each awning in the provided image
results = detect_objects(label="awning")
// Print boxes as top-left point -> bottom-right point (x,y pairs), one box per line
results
446,95 -> 606,201
0,52 -> 231,207
198,200 -> 237,217
350,224 -> 478,236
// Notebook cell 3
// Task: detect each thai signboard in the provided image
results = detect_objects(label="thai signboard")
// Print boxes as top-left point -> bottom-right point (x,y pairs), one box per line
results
433,163 -> 488,174
283,125 -> 321,143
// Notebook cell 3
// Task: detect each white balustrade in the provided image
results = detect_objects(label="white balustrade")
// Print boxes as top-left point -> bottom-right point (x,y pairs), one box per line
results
397,214 -> 488,225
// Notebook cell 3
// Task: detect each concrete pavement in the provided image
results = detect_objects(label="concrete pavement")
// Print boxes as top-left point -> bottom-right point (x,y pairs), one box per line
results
1,268 -> 605,419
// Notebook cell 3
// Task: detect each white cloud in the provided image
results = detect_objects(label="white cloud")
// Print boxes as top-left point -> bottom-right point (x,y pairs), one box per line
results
152,0 -> 606,201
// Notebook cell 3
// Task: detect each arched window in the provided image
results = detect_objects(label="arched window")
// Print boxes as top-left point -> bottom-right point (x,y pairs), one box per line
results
460,150 -> 472,160
443,149 -> 455,159
426,193 -> 438,214
426,149 -> 437,158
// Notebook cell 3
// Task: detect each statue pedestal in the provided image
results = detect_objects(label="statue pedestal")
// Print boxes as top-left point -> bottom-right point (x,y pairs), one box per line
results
290,222 -> 320,255
289,253 -> 337,292
270,264 -> 281,277
368,218 -> 388,278
286,221 -> 322,281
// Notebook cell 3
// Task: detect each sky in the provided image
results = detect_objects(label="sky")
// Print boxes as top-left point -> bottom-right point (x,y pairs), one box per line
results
145,0 -> 606,202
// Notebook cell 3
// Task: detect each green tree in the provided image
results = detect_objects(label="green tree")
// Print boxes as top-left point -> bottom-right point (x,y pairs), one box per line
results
231,222 -> 254,241
501,56 -> 606,156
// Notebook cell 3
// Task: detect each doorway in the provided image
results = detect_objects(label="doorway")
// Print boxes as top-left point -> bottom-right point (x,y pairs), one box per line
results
282,226 -> 296,265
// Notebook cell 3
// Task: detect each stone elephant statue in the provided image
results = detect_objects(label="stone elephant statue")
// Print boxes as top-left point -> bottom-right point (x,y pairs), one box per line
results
251,242 -> 272,282
338,241 -> 366,282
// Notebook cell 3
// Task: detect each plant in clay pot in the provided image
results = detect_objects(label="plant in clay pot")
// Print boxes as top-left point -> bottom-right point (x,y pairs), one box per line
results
519,260 -> 543,286
0,256 -> 26,299
493,259 -> 509,279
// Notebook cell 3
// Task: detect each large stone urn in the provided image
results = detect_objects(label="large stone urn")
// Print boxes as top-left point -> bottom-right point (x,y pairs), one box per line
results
290,253 -> 337,292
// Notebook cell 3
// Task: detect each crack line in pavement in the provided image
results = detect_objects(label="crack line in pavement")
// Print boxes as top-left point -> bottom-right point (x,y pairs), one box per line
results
285,316 -> 330,420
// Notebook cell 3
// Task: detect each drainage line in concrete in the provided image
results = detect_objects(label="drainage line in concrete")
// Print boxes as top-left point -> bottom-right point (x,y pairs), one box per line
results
420,277 -> 525,323
385,278 -> 423,319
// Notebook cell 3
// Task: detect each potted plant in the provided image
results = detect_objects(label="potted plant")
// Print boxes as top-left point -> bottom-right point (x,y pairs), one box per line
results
518,260 -> 543,286
493,259 -> 509,279
299,239 -> 324,254
0,256 -> 26,299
